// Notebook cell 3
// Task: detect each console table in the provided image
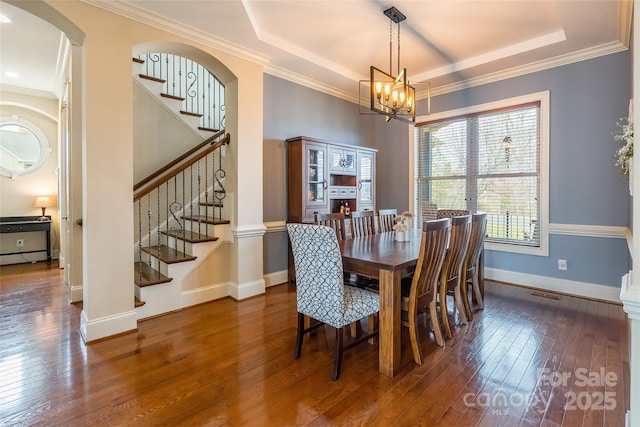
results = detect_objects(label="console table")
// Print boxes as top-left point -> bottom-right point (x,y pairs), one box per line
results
0,216 -> 52,264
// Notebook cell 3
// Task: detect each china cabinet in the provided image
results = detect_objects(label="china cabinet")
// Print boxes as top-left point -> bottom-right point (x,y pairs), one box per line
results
286,136 -> 377,223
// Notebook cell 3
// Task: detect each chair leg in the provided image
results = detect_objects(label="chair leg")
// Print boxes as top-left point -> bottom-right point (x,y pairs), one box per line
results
333,327 -> 344,380
460,272 -> 473,321
429,300 -> 444,347
408,306 -> 423,365
440,285 -> 453,339
472,274 -> 484,310
295,313 -> 305,359
367,314 -> 378,344
454,284 -> 468,325
350,320 -> 362,338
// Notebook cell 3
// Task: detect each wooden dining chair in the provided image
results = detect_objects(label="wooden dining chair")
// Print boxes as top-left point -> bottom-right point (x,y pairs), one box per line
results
438,215 -> 472,338
350,210 -> 376,238
377,209 -> 398,233
460,212 -> 487,321
286,223 -> 379,380
436,209 -> 470,219
401,218 -> 450,365
315,212 -> 347,241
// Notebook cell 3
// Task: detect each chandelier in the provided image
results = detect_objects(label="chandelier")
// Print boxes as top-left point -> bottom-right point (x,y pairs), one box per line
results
368,6 -> 430,124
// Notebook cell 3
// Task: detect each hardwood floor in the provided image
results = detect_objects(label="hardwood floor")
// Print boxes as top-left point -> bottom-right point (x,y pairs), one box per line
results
0,262 -> 629,426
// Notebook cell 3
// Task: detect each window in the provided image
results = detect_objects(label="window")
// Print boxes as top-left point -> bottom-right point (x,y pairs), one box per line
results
0,118 -> 50,177
412,91 -> 549,255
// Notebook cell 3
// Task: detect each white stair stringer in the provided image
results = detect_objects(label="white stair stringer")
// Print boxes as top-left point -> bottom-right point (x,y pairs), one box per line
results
135,224 -> 232,320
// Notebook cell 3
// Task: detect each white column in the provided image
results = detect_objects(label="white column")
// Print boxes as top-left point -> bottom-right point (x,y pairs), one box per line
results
621,3 -> 640,425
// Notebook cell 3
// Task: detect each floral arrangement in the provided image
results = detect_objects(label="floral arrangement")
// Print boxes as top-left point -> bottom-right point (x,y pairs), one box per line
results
613,117 -> 634,175
392,211 -> 414,231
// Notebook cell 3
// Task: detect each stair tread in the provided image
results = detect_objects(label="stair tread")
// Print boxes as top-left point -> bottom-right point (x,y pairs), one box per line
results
132,57 -> 144,64
134,261 -> 173,286
199,201 -> 224,208
180,110 -> 203,118
198,126 -> 220,132
140,245 -> 197,264
139,74 -> 166,83
161,93 -> 185,101
182,215 -> 230,225
134,296 -> 146,307
161,230 -> 219,243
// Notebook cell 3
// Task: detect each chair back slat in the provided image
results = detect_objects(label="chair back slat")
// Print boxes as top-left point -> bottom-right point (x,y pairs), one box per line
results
441,215 -> 472,291
410,218 -> 450,308
315,212 -> 347,241
350,210 -> 376,238
378,209 -> 398,233
464,212 -> 488,275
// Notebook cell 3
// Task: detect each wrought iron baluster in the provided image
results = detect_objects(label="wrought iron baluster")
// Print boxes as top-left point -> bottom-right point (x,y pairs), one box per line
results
147,195 -> 152,268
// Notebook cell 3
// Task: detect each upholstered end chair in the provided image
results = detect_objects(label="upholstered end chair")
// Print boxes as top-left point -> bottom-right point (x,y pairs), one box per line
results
287,223 -> 379,380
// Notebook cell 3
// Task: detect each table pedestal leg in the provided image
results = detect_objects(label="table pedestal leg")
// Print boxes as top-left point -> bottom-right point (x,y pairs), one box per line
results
378,269 -> 401,377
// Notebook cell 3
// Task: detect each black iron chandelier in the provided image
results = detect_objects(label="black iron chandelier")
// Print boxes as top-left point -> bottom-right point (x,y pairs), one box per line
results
367,6 -> 430,124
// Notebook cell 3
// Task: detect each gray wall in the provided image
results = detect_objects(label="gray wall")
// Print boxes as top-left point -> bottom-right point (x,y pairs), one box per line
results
262,75 -> 376,274
263,50 -> 631,288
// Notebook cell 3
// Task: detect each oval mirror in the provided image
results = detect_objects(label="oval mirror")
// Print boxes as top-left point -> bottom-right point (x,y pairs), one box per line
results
0,120 -> 48,176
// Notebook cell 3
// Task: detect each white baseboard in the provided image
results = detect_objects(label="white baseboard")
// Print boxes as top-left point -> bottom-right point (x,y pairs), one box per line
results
80,308 -> 137,343
264,269 -> 288,287
229,279 -> 266,300
181,282 -> 231,307
486,268 -> 621,303
69,284 -> 83,303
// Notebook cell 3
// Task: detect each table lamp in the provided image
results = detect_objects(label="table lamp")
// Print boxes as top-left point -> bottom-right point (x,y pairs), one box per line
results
34,196 -> 52,221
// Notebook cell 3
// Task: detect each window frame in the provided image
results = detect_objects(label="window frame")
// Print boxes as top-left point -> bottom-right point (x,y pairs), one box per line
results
409,91 -> 549,256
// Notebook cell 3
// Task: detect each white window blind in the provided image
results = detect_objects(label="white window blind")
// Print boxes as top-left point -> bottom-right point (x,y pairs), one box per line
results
414,102 -> 541,247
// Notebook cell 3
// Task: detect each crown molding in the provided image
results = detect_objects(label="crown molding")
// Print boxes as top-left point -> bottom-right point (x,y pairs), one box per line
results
263,63 -> 359,104
0,83 -> 57,100
82,0 -> 270,66
419,41 -> 629,100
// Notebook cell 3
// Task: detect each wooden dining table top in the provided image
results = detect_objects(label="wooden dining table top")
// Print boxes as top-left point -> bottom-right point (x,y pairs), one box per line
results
339,229 -> 423,273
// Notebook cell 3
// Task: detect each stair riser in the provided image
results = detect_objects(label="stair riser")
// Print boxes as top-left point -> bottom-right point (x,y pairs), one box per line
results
135,240 -> 226,320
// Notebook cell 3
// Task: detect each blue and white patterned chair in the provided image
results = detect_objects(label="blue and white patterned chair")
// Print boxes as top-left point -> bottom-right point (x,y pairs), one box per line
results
287,223 -> 380,380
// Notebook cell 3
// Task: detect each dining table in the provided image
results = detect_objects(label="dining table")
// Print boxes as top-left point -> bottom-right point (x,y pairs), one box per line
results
340,228 -> 424,378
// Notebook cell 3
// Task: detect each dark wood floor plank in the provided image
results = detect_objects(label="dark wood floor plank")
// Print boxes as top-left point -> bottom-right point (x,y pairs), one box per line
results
0,263 -> 629,426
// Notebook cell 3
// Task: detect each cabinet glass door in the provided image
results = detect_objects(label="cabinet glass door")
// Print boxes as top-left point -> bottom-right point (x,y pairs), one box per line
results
358,154 -> 372,202
307,147 -> 325,203
343,152 -> 356,172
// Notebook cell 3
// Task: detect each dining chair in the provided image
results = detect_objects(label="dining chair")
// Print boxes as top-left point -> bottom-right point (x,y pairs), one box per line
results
315,212 -> 347,241
436,209 -> 471,219
377,209 -> 398,233
401,218 -> 450,365
350,210 -> 376,238
286,223 -> 380,380
438,214 -> 472,338
460,212 -> 487,321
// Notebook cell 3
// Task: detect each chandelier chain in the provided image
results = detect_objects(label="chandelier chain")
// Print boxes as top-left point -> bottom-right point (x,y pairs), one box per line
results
397,21 -> 401,77
389,19 -> 393,75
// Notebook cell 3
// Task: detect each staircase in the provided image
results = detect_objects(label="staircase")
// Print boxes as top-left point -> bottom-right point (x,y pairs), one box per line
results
132,53 -> 232,320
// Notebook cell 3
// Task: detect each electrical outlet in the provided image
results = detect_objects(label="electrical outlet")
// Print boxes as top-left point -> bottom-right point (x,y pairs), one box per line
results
16,239 -> 24,248
558,258 -> 567,271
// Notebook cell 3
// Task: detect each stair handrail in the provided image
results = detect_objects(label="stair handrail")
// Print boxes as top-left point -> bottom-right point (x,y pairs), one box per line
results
134,133 -> 230,202
134,129 -> 226,191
